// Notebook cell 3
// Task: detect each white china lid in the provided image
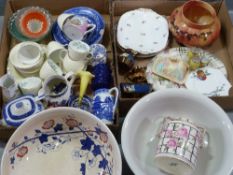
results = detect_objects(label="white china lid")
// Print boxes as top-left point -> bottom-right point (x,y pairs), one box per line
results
117,8 -> 169,56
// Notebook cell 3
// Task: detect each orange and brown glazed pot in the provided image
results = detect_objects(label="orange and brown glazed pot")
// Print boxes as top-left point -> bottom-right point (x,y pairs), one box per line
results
168,0 -> 221,47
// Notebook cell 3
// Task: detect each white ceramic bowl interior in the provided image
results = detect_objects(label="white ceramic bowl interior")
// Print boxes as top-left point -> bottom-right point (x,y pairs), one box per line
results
1,107 -> 122,175
9,42 -> 44,73
121,89 -> 233,175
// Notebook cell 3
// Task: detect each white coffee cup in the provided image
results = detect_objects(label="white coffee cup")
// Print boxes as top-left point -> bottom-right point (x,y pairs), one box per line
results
39,59 -> 63,79
47,41 -> 67,66
68,40 -> 90,61
155,117 -> 208,175
18,77 -> 42,96
63,53 -> 87,73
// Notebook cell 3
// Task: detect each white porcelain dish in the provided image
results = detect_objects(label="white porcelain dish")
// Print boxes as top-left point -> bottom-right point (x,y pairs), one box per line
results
146,47 -> 227,93
117,8 -> 169,57
1,107 -> 122,175
121,89 -> 233,175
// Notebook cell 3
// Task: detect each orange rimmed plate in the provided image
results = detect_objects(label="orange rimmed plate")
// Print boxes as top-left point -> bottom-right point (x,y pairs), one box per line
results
17,6 -> 52,39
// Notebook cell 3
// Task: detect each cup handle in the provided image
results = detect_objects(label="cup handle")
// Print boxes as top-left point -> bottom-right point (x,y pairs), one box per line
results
84,24 -> 96,35
34,88 -> 46,102
108,87 -> 119,114
58,49 -> 67,66
64,72 -> 76,86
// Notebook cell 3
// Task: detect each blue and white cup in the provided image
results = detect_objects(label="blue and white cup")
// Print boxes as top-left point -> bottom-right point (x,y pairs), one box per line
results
92,87 -> 119,124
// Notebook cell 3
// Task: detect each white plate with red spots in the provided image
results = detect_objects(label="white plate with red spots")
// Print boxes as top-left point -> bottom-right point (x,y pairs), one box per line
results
117,8 -> 169,57
1,108 -> 121,175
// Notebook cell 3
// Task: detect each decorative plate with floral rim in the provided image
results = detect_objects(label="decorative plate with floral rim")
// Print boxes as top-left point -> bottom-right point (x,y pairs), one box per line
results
1,108 -> 122,175
117,8 -> 169,57
146,47 -> 228,95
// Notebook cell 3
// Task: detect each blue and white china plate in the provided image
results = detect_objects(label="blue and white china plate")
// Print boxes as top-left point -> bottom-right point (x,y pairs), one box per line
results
2,95 -> 43,127
52,7 -> 105,46
68,95 -> 93,113
1,108 -> 122,175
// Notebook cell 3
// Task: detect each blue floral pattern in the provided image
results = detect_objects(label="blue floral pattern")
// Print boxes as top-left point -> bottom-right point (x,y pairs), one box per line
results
8,117 -> 114,175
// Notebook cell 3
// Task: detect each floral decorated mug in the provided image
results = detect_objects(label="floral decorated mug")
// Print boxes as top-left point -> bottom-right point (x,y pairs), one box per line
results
155,117 -> 208,175
62,15 -> 96,41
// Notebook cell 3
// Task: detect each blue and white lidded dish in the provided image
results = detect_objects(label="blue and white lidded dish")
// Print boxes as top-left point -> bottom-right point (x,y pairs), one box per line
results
2,95 -> 44,127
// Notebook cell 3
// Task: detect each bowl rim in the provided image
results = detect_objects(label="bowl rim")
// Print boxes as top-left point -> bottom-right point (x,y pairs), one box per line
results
121,89 -> 233,175
1,107 -> 122,175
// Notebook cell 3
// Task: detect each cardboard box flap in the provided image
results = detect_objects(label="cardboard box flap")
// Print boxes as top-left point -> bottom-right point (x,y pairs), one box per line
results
9,0 -> 110,14
218,1 -> 233,68
112,0 -> 222,16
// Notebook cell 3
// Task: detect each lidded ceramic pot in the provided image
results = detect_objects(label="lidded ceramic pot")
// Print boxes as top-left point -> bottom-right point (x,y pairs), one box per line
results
168,0 -> 220,47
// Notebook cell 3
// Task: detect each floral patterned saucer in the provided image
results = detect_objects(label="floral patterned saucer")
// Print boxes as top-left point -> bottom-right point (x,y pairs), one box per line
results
1,108 -> 122,175
185,67 -> 231,96
146,47 -> 228,95
117,8 -> 169,57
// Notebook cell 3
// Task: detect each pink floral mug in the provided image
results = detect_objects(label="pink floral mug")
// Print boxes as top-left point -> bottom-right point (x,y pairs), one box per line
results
155,117 -> 208,175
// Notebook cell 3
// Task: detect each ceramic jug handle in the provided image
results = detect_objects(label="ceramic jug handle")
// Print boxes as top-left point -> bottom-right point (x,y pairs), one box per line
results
65,72 -> 76,86
84,24 -> 96,35
108,87 -> 119,113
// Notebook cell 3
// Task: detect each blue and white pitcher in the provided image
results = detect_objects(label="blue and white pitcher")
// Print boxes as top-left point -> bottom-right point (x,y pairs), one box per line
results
92,87 -> 119,124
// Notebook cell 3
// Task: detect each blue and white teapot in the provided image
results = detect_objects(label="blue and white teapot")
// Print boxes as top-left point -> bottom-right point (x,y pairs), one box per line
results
92,87 -> 118,124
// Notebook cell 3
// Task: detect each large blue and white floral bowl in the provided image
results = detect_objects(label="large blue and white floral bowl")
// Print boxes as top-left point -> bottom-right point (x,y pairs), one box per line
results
1,107 -> 121,175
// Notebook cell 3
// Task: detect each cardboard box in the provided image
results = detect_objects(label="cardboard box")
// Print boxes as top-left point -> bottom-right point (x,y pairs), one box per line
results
0,0 -> 119,140
112,0 -> 233,116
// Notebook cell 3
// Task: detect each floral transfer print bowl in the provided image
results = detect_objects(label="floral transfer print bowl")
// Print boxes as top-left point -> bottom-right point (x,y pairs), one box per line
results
1,107 -> 121,175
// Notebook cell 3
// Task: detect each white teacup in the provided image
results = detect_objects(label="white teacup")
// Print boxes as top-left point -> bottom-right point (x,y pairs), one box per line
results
17,42 -> 42,65
18,77 -> 42,96
39,59 -> 63,79
155,117 -> 208,175
47,41 -> 67,66
68,40 -> 90,61
63,53 -> 87,73
10,42 -> 44,74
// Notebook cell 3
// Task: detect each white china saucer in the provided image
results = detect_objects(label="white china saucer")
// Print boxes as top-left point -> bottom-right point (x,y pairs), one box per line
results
185,67 -> 231,96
